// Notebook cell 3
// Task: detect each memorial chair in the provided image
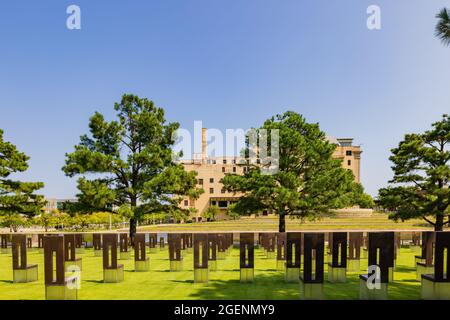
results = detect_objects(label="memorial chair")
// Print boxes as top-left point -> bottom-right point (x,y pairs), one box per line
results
12,234 -> 38,283
186,233 -> 193,253
135,233 -> 149,272
37,234 -> 44,254
169,233 -> 183,271
44,235 -> 79,300
64,234 -> 82,271
348,232 -> 363,272
102,233 -> 124,283
93,233 -> 102,256
1,234 -> 11,254
27,236 -> 33,251
208,233 -> 218,271
285,232 -> 301,283
361,233 -> 368,259
149,233 -> 158,253
359,232 -> 394,300
159,236 -> 165,250
217,234 -> 226,260
421,231 -> 450,300
194,234 -> 209,283
74,234 -> 84,254
416,231 -> 435,280
119,233 -> 131,260
300,233 -> 325,299
240,233 -> 254,283
277,233 -> 286,270
328,232 -> 347,283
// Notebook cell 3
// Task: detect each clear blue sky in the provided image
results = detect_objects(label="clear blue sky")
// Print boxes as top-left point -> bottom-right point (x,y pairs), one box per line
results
1,0 -> 449,198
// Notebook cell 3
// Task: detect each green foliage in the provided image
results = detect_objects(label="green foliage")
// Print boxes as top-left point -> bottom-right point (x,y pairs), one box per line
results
203,206 -> 219,221
0,129 -> 45,232
221,111 -> 357,231
63,94 -> 203,237
33,210 -> 59,232
377,115 -> 450,230
436,8 -> 450,46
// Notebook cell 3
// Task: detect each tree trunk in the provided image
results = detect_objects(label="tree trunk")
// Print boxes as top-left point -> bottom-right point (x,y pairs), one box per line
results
279,213 -> 286,233
435,214 -> 444,231
129,218 -> 137,246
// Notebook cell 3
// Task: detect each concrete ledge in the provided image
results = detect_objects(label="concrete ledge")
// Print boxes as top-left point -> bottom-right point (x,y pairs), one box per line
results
359,278 -> 388,300
103,265 -> 124,283
285,267 -> 299,283
266,251 -> 275,259
415,256 -> 425,265
300,280 -> 324,300
194,268 -> 208,283
328,266 -> 346,283
13,265 -> 38,283
421,277 -> 450,300
135,258 -> 150,272
75,248 -> 85,255
240,268 -> 254,283
361,249 -> 368,259
170,260 -> 183,271
46,282 -> 78,300
1,248 -> 11,254
416,263 -> 433,281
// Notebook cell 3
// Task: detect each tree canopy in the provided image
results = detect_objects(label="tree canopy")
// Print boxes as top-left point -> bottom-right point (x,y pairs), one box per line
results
436,8 -> 450,46
221,111 -> 360,232
377,114 -> 450,231
0,129 -> 45,231
63,94 -> 203,240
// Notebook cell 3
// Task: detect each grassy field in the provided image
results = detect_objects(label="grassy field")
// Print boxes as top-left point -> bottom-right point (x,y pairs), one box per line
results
136,212 -> 432,232
0,246 -> 421,300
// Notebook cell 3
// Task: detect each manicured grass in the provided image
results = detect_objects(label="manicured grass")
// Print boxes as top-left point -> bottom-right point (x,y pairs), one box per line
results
0,246 -> 421,300
137,213 -> 431,232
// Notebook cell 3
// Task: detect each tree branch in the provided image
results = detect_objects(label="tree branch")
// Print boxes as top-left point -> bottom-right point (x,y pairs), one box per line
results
422,216 -> 435,226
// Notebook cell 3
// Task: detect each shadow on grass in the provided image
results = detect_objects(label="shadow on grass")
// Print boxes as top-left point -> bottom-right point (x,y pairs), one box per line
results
85,279 -> 103,284
171,279 -> 194,284
187,274 -> 300,300
0,280 -> 13,284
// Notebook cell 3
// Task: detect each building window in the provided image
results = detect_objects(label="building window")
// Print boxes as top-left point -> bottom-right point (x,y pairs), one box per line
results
223,159 -> 227,164
184,200 -> 189,206
346,150 -> 353,156
222,167 -> 225,173
233,167 -> 236,173
198,179 -> 203,185
347,160 -> 352,166
221,188 -> 225,194
256,159 -> 261,164
209,178 -> 214,183
218,201 -> 228,208
209,188 -> 214,194
232,159 -> 236,164
211,201 -> 217,206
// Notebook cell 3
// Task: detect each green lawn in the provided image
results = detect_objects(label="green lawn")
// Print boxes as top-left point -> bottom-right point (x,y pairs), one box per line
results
137,213 -> 432,232
0,246 -> 421,300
